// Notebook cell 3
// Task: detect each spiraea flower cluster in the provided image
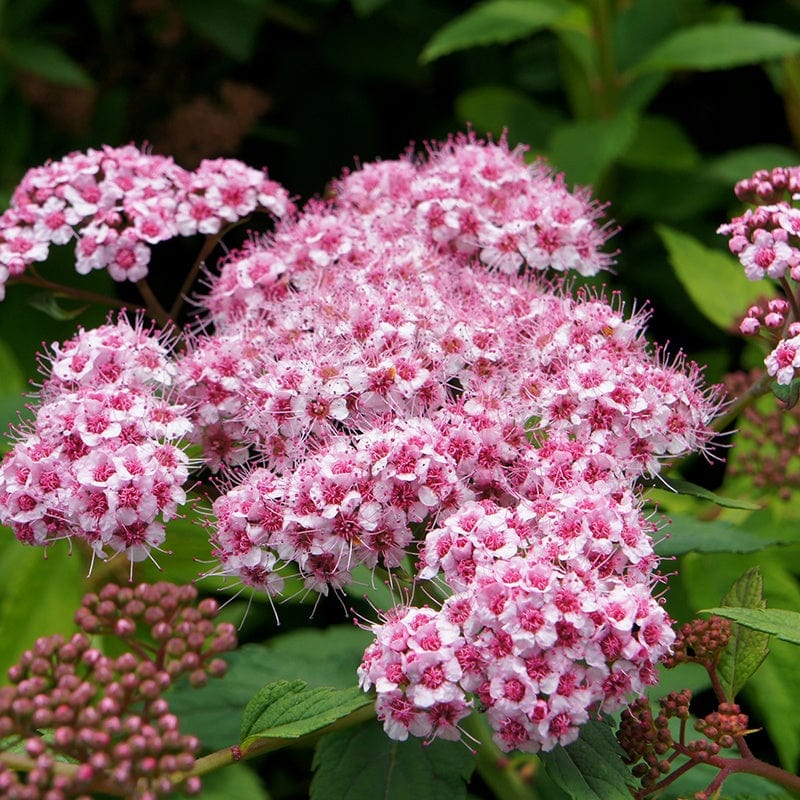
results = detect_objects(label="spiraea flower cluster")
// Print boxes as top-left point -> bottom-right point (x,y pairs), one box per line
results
0,143 -> 292,295
0,134 -> 722,755
0,316 -> 191,564
0,582 -> 236,800
719,165 -> 800,386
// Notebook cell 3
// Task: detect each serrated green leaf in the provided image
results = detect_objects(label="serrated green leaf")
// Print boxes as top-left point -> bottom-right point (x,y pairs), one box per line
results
703,607 -> 800,645
167,626 -> 373,750
420,0 -> 571,63
681,554 -> 800,771
656,225 -> 774,333
635,22 -> 800,73
241,680 -> 371,745
310,719 -> 475,800
4,40 -> 93,87
654,515 -> 787,557
651,476 -> 762,510
540,721 -> 632,800
716,568 -> 770,699
548,110 -> 639,186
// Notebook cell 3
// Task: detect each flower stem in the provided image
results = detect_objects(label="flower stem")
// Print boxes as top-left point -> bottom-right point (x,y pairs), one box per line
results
8,271 -> 134,311
462,713 -> 540,800
135,278 -> 170,326
588,0 -> 618,117
169,225 -> 238,320
711,372 -> 772,433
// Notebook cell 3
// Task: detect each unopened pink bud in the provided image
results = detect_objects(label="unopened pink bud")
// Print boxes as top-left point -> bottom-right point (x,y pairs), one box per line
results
739,317 -> 760,336
769,298 -> 790,314
114,618 -> 136,637
765,312 -> 784,328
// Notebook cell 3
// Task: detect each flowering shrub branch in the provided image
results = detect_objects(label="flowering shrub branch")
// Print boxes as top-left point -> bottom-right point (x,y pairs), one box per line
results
0,135 -> 797,798
619,615 -> 800,799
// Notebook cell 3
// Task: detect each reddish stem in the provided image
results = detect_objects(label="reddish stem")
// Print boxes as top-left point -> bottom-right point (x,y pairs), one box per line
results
8,270 -> 135,311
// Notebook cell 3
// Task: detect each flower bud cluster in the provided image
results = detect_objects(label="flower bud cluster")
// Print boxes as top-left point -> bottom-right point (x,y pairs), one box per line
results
0,144 -> 292,296
0,582 -> 235,799
662,616 -> 731,669
725,370 -> 800,501
0,316 -> 191,563
617,695 -> 679,789
739,298 -> 795,336
694,703 -> 749,750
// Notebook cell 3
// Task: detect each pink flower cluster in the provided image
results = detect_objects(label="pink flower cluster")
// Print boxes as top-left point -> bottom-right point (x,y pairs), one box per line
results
719,164 -> 800,385
0,144 -> 292,295
359,440 -> 673,752
0,134 -> 722,753
0,317 -> 191,563
172,136 -> 716,750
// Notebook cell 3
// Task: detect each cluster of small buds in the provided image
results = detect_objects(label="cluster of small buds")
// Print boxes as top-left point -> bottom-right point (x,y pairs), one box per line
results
0,315 -> 192,564
0,582 -> 236,799
0,143 -> 292,296
617,696 -> 677,790
694,703 -> 749,750
725,371 -> 800,501
733,166 -> 800,205
738,298 -> 795,337
662,616 -> 731,669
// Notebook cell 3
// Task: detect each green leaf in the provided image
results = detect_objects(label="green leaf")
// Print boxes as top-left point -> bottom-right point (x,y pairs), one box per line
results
635,22 -> 800,73
455,85 -> 565,150
310,719 -> 475,800
167,626 -> 373,750
716,568 -> 770,699
680,554 -> 800,771
619,115 -> 698,172
540,721 -> 632,800
0,529 -> 85,674
0,339 -> 24,395
172,763 -> 270,800
4,40 -> 93,87
654,515 -> 787,557
28,293 -> 90,321
241,680 -> 371,746
420,0 -> 572,64
177,0 -> 265,61
349,0 -> 391,15
703,607 -> 800,645
548,110 -> 639,186
771,377 -> 800,410
651,476 -> 762,510
655,225 -> 774,333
